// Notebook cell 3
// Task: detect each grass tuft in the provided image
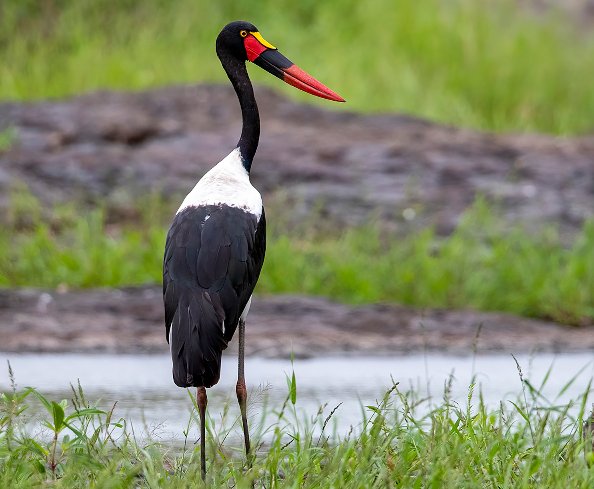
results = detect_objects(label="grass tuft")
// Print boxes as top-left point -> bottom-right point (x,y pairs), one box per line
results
1,373 -> 594,487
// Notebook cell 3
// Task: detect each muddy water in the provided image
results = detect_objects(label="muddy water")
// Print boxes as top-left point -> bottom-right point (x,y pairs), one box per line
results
1,353 -> 593,441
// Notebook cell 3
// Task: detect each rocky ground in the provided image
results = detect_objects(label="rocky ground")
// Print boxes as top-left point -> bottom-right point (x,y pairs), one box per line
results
1,85 -> 593,236
1,85 -> 593,355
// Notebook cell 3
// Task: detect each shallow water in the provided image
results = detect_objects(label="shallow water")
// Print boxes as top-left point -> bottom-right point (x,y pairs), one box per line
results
1,352 -> 593,441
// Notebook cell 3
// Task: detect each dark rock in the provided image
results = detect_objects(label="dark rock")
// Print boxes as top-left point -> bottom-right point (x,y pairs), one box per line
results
1,287 -> 593,356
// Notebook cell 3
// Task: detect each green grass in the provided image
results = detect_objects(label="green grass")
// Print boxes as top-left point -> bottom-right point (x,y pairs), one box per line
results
2,0 -> 594,134
2,366 -> 594,487
0,128 -> 16,152
1,194 -> 593,326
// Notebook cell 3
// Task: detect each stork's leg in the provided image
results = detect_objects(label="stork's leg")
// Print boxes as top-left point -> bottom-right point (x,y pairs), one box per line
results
236,319 -> 251,459
197,386 -> 208,481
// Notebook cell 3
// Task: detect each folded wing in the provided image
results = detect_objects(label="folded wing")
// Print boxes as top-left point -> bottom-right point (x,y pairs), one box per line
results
163,204 -> 266,387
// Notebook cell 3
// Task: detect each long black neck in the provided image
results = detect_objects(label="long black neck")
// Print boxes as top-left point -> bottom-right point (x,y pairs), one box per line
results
218,52 -> 259,172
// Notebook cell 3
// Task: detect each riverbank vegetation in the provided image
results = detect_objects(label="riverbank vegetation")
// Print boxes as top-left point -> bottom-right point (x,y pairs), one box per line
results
1,195 -> 592,326
1,0 -> 594,134
1,367 -> 593,488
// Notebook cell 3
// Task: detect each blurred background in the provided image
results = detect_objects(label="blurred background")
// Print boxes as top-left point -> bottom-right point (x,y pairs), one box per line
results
2,0 -> 594,132
1,0 -> 593,438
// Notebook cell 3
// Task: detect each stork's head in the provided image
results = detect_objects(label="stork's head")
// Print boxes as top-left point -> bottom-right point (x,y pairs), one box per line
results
216,21 -> 345,103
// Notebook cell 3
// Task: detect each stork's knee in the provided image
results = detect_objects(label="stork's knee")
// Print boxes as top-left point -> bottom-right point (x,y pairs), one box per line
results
197,386 -> 208,410
236,380 -> 247,405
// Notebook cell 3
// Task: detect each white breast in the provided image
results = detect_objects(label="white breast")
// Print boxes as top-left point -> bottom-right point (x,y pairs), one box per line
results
177,148 -> 262,219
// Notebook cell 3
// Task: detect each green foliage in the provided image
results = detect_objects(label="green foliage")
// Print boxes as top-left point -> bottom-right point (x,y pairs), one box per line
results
0,191 -> 166,288
262,202 -> 594,326
1,0 -> 594,134
0,127 -> 16,152
1,373 -> 594,487
1,196 -> 593,325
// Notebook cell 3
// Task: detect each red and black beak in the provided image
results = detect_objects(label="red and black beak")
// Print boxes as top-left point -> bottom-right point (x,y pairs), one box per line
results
244,32 -> 345,103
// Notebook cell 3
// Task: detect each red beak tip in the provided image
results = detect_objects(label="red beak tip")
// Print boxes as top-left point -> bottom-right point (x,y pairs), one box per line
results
281,64 -> 345,104
328,93 -> 345,103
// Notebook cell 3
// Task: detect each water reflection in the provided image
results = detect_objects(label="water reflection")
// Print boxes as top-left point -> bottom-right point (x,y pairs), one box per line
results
1,352 -> 593,441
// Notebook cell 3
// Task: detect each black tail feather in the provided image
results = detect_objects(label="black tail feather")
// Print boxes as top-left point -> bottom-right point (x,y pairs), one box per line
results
170,288 -> 228,388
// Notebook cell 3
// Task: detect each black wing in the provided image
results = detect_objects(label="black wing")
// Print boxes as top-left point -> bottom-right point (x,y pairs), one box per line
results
163,204 -> 266,387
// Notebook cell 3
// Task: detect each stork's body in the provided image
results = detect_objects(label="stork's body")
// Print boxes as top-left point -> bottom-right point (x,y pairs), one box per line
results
163,20 -> 343,480
164,148 -> 265,388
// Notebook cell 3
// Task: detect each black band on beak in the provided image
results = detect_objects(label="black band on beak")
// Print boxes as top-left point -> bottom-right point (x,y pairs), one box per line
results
253,49 -> 293,80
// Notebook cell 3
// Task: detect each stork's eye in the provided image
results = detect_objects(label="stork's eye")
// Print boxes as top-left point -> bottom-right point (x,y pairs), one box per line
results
240,30 -> 248,38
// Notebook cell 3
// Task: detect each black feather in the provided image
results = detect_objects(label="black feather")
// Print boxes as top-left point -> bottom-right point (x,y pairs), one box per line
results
163,204 -> 266,388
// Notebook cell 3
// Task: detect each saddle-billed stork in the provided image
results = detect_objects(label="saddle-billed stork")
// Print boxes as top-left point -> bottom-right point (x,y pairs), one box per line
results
163,20 -> 344,479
